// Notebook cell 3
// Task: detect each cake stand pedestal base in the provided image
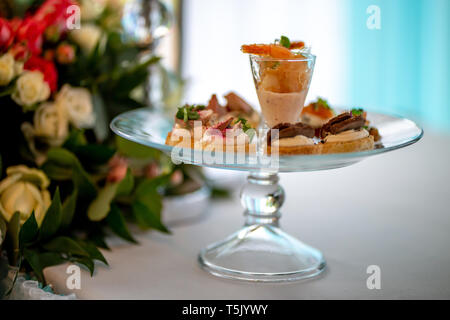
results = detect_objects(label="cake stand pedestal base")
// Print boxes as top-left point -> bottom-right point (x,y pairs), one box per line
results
198,172 -> 326,282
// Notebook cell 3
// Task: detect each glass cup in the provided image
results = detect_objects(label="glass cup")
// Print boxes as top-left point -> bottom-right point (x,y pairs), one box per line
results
249,52 -> 316,128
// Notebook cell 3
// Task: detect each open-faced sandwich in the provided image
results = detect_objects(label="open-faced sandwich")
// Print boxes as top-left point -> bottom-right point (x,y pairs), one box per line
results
320,108 -> 375,154
206,92 -> 260,129
267,106 -> 381,155
267,122 -> 320,155
165,92 -> 258,153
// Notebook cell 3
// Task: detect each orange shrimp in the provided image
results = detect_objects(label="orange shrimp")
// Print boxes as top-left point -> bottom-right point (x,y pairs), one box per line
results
289,41 -> 305,49
241,44 -> 294,59
302,103 -> 334,119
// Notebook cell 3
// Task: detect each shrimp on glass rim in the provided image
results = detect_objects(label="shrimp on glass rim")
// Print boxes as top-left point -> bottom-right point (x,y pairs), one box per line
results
241,37 -> 306,59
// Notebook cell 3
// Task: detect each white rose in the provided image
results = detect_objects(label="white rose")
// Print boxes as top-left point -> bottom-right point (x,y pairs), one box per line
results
14,61 -> 24,77
33,102 -> 69,146
70,24 -> 103,54
0,165 -> 51,226
80,0 -> 107,21
107,0 -> 127,10
0,53 -> 15,86
56,84 -> 95,128
12,71 -> 51,108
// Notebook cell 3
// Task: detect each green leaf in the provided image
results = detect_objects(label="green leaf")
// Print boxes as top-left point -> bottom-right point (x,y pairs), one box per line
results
43,236 -> 89,257
88,169 -> 134,221
351,108 -> 364,116
279,35 -> 291,48
73,165 -> 97,198
40,162 -> 72,180
134,175 -> 171,220
23,249 -> 65,284
132,201 -> 170,234
78,241 -> 108,265
0,253 -> 11,297
0,81 -> 15,97
73,144 -> 116,165
0,216 -> 6,246
116,169 -> 134,197
112,56 -> 161,96
42,148 -> 96,198
61,189 -> 78,229
63,130 -> 87,149
5,212 -> 20,266
44,147 -> 77,167
91,93 -> 109,143
106,204 -> 137,243
135,174 -> 170,198
88,183 -> 118,221
63,131 -> 115,165
19,211 -> 39,248
73,257 -> 95,276
87,228 -> 110,250
137,190 -> 163,219
39,188 -> 62,240
211,187 -> 231,199
116,136 -> 160,159
317,97 -> 331,110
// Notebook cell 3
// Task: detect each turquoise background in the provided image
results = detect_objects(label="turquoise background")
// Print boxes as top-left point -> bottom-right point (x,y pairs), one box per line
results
347,0 -> 450,132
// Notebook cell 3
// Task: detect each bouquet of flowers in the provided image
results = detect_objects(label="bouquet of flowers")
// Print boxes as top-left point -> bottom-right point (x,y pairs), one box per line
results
0,0 -> 199,293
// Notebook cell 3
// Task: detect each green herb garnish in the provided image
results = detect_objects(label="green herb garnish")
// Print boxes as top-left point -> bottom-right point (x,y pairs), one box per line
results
279,35 -> 291,49
313,97 -> 332,111
176,104 -> 204,122
317,97 -> 330,109
271,61 -> 280,69
351,108 -> 364,116
234,117 -> 255,140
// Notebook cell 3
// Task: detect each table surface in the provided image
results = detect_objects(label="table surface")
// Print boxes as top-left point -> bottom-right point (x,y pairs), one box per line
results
45,132 -> 450,299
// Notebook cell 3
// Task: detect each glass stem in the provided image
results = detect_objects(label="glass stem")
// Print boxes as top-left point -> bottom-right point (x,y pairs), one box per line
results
241,172 -> 285,227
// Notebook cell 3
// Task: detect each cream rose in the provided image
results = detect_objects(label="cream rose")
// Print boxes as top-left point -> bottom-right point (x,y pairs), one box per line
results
14,61 -> 24,77
80,0 -> 107,21
12,71 -> 51,108
56,84 -> 95,128
107,0 -> 127,10
33,102 -> 69,146
70,24 -> 103,54
0,166 -> 51,226
0,53 -> 15,86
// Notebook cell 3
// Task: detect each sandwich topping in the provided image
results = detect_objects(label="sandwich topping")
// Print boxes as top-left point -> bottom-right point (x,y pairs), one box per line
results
268,122 -> 315,146
320,111 -> 368,143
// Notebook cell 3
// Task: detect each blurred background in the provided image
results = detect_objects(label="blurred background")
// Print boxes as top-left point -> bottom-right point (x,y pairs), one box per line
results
159,0 -> 450,133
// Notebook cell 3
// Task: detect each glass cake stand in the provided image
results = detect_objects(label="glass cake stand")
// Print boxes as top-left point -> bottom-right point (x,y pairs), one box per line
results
111,108 -> 423,282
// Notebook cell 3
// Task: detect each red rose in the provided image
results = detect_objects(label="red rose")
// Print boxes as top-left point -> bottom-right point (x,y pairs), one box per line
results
15,18 -> 46,55
9,18 -> 23,32
10,43 -> 30,61
15,0 -> 77,53
0,18 -> 14,52
34,0 -> 76,33
24,55 -> 58,92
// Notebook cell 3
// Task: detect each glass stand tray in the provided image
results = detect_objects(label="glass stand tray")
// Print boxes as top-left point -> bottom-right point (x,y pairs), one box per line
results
111,108 -> 423,282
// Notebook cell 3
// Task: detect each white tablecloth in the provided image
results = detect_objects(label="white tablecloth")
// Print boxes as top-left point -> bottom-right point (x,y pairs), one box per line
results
45,132 -> 450,299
